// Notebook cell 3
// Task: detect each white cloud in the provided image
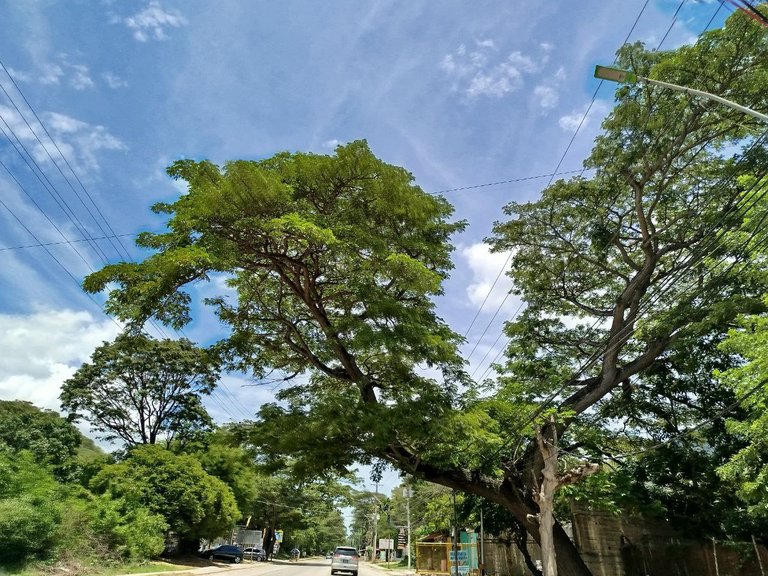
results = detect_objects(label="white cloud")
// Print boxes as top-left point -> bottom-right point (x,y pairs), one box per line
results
466,71 -> 519,98
506,51 -> 539,73
460,243 -> 518,314
102,71 -> 128,89
11,55 -> 96,90
49,111 -> 127,173
323,139 -> 341,149
38,62 -> 64,85
69,64 -> 94,90
533,85 -> 559,110
558,101 -> 610,132
0,106 -> 126,174
7,67 -> 33,83
440,41 -> 550,99
124,1 -> 188,42
0,308 -> 120,412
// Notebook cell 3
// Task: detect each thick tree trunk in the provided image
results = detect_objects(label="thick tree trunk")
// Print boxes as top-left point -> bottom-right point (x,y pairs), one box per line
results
534,427 -> 560,576
397,458 -> 594,576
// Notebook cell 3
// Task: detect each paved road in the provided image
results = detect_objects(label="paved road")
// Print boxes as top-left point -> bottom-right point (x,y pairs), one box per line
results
145,557 -> 412,576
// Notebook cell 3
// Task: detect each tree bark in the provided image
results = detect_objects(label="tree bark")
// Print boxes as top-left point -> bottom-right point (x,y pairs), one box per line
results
534,426 -> 559,576
391,456 -> 595,576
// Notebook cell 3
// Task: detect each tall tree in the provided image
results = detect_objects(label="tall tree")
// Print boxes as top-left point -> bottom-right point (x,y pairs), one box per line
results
0,400 -> 82,480
90,444 -> 239,547
83,11 -> 768,573
61,332 -> 218,448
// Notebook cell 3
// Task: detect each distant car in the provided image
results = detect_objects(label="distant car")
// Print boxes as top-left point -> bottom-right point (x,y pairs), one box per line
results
201,544 -> 244,563
331,546 -> 359,576
326,553 -> 333,559
243,547 -> 266,561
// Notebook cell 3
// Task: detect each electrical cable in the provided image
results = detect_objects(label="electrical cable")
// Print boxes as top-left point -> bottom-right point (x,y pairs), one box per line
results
656,0 -> 688,51
461,0 -> 654,371
0,189 -> 123,330
0,232 -> 136,252
0,113 -> 111,264
0,59 -> 134,262
490,0 -> 737,387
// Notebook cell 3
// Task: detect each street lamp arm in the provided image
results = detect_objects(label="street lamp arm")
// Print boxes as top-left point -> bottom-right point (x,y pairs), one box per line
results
638,75 -> 768,122
594,64 -> 768,122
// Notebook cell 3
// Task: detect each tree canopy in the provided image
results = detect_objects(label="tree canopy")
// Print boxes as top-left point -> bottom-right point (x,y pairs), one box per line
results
61,332 -> 218,448
90,444 -> 240,544
83,10 -> 768,575
0,400 -> 82,480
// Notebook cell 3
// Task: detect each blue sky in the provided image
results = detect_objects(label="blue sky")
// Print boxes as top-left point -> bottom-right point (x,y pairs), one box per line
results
0,0 -> 729,493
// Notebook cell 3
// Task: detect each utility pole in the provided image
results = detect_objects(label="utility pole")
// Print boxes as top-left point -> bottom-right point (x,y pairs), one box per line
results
452,490 -> 459,576
372,484 -> 379,563
405,484 -> 413,570
479,506 -> 485,576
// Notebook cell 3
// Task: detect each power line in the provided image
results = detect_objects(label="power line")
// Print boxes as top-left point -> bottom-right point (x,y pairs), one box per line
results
0,112 -> 111,264
463,0 -> 654,378
434,170 -> 585,196
0,59 -> 133,262
0,232 -> 136,252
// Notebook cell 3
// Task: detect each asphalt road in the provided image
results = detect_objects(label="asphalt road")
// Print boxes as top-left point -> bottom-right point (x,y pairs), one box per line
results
190,557 -> 406,576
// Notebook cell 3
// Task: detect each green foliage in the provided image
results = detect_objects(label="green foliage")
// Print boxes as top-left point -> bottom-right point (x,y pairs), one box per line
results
0,400 -> 82,481
241,470 -> 351,555
90,494 -> 168,560
0,450 -> 61,563
61,332 -> 218,449
194,428 -> 258,514
85,140 -> 467,481
716,306 -> 768,530
90,444 -> 240,542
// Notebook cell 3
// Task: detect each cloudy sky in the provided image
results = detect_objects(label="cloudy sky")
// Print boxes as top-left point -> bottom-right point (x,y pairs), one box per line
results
0,0 -> 730,489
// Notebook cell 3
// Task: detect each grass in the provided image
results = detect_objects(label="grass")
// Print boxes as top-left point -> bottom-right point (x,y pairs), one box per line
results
99,560 -> 198,575
0,557 -> 203,576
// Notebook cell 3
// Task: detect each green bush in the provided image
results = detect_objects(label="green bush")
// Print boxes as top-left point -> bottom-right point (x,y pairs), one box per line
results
0,496 -> 59,562
92,494 -> 167,560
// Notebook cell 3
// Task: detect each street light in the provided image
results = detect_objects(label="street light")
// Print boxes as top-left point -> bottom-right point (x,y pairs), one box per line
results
594,65 -> 768,122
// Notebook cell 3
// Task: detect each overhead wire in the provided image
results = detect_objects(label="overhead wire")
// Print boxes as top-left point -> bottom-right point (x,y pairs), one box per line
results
0,59 -> 133,262
470,0 -> 756,465
0,66 -> 254,427
0,112 -> 111,264
463,0 -> 653,382
0,233 -> 136,252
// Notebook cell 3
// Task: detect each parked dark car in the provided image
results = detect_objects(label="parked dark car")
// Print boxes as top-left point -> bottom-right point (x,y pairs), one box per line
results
243,547 -> 266,561
201,544 -> 244,563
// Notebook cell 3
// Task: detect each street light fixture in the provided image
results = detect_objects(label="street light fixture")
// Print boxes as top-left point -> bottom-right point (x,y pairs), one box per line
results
594,65 -> 768,122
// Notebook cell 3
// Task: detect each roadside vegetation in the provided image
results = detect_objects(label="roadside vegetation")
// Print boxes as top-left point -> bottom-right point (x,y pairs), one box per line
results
4,8 -> 768,576
0,398 -> 348,574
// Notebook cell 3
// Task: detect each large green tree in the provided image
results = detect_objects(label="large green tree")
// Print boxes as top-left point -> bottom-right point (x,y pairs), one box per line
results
0,400 -> 82,480
90,444 -> 239,547
61,332 -> 218,448
84,10 -> 768,574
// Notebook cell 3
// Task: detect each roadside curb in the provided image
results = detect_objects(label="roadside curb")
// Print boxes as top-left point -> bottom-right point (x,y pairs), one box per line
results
365,562 -> 416,576
117,559 -> 271,576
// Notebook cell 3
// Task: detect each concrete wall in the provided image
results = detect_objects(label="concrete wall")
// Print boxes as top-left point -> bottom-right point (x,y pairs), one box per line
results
478,508 -> 768,576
